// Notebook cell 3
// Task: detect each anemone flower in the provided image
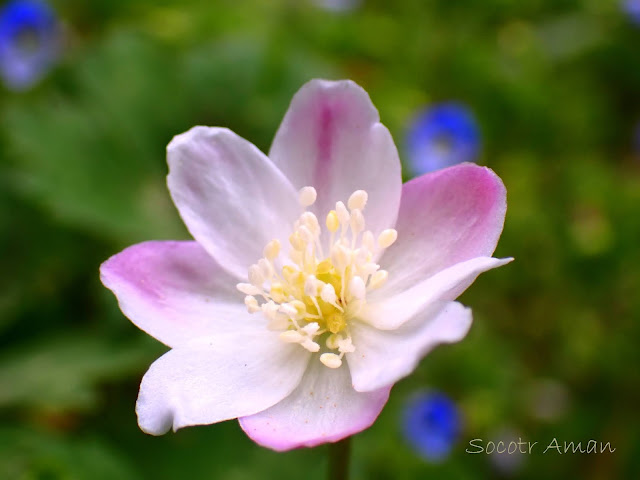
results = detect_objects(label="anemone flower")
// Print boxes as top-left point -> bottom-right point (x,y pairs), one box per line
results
100,79 -> 511,451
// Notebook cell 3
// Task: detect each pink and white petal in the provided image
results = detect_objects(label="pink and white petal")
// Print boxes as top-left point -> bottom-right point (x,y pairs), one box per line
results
167,127 -> 300,279
348,302 -> 472,393
100,241 -> 256,349
364,256 -> 512,330
379,164 -> 507,296
137,334 -> 310,435
239,359 -> 390,451
269,79 -> 402,239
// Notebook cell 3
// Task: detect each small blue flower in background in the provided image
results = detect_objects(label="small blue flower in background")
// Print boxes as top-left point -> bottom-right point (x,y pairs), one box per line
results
403,391 -> 462,462
623,0 -> 640,25
0,0 -> 60,91
406,103 -> 481,175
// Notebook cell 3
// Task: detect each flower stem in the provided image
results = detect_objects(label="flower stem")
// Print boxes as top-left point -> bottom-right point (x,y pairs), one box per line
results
328,437 -> 351,480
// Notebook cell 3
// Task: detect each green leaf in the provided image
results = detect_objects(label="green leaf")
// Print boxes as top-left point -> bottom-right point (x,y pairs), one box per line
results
0,333 -> 158,412
0,427 -> 139,480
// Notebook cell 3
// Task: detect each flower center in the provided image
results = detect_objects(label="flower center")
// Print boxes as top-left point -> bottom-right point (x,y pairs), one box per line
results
237,186 -> 397,369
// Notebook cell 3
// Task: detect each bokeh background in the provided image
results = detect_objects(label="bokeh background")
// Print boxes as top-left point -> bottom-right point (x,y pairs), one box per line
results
1,0 -> 639,478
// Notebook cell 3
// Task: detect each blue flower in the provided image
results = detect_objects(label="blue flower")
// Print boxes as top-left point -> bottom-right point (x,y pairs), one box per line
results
406,103 -> 481,175
0,0 -> 60,91
403,391 -> 462,462
623,0 -> 640,25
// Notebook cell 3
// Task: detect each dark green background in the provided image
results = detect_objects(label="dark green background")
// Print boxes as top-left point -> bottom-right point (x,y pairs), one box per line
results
1,0 -> 639,478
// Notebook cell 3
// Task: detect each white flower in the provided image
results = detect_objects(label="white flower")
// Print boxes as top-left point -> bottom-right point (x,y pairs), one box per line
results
100,79 -> 511,451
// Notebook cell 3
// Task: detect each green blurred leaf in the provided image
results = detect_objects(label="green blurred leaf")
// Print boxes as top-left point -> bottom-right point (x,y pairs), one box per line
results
0,334 -> 156,412
0,427 -> 139,480
2,32 -> 187,243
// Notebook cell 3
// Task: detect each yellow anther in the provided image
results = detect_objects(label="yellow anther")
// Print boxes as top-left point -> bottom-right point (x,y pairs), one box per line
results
248,264 -> 264,286
292,272 -> 305,291
316,259 -> 333,275
244,296 -> 260,313
326,210 -> 339,233
320,353 -> 342,369
300,212 -> 320,235
280,330 -> 303,343
290,300 -> 307,317
378,229 -> 398,249
330,245 -> 349,271
369,270 -> 388,289
269,283 -> 287,303
289,231 -> 305,251
302,339 -> 321,353
317,270 -> 342,295
298,186 -> 317,207
237,283 -> 260,295
348,190 -> 368,210
282,265 -> 298,284
336,201 -> 350,224
263,239 -> 281,260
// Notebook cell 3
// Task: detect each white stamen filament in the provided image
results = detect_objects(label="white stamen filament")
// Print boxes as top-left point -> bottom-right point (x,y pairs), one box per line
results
348,276 -> 366,301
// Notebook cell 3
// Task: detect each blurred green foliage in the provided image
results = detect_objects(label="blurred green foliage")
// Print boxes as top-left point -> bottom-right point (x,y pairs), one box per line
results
1,0 -> 639,478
